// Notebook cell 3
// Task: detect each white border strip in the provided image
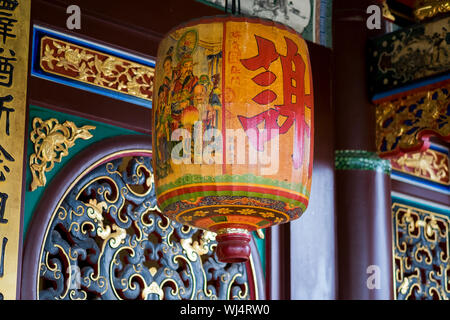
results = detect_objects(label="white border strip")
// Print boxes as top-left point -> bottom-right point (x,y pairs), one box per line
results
391,173 -> 449,195
391,191 -> 450,213
429,142 -> 449,154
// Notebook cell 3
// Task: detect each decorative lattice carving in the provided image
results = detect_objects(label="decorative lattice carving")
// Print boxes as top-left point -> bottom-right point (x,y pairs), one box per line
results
38,156 -> 250,300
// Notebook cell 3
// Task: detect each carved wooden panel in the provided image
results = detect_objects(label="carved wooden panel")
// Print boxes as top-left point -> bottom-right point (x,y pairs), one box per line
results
393,201 -> 449,300
38,155 -> 254,300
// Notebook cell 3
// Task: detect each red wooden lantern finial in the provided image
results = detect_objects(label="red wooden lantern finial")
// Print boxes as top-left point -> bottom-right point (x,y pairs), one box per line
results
216,230 -> 251,263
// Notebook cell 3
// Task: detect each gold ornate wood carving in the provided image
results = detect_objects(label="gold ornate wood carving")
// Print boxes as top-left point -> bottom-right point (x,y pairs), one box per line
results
29,118 -> 95,191
39,36 -> 154,101
391,148 -> 449,186
376,85 -> 450,157
414,1 -> 450,20
368,17 -> 449,95
393,202 -> 450,300
381,0 -> 396,21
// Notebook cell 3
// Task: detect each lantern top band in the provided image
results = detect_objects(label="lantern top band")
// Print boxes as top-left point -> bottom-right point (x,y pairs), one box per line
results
161,15 -> 307,45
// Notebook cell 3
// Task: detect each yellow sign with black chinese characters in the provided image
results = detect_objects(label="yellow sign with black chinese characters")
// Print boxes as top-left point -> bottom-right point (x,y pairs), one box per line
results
0,0 -> 31,300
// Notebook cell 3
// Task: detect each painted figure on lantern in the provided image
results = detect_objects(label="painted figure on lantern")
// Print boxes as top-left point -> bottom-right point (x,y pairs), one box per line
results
194,75 -> 209,124
206,73 -> 222,132
154,28 -> 224,179
155,86 -> 172,178
172,54 -> 198,130
154,48 -> 174,179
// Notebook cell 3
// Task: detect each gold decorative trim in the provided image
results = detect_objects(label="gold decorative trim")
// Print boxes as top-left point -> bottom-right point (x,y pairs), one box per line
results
249,254 -> 259,300
256,229 -> 265,239
382,0 -> 396,21
29,118 -> 96,191
391,148 -> 449,186
414,0 -> 450,20
216,228 -> 251,236
39,36 -> 154,101
376,85 -> 450,157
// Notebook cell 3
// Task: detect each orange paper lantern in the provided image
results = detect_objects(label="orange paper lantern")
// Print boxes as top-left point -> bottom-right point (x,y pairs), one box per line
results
153,16 -> 314,263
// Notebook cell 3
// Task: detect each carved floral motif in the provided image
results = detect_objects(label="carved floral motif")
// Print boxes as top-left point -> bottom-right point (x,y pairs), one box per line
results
29,117 -> 95,191
40,36 -> 154,101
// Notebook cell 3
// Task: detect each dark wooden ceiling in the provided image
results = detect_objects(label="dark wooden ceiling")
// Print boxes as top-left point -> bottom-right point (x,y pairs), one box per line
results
35,0 -> 224,58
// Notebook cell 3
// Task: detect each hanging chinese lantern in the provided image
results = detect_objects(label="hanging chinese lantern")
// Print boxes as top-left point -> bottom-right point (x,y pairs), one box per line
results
152,16 -> 314,263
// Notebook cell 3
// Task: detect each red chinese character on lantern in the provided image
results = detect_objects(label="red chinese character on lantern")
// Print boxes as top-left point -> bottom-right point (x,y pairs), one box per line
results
238,35 -> 312,169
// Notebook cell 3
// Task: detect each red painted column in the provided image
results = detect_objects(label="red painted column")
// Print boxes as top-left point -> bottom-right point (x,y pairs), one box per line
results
333,0 -> 394,299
